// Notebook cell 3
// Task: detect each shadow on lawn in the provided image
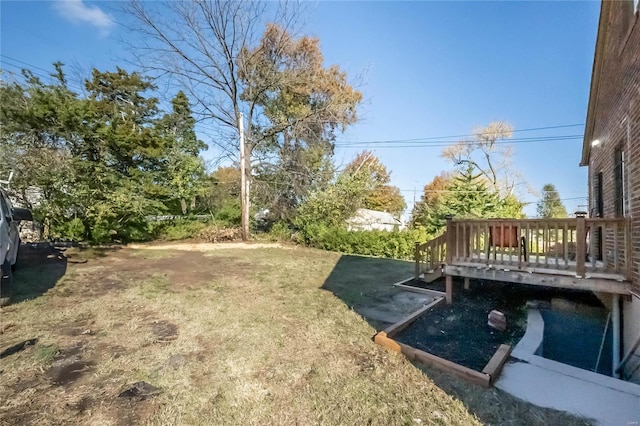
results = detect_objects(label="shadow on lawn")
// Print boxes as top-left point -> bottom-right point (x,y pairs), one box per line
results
9,243 -> 69,304
320,254 -> 420,331
321,255 -> 598,425
9,243 -> 116,304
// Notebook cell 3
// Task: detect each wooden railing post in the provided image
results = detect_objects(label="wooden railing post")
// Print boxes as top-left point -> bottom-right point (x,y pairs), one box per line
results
445,216 -> 455,265
575,212 -> 587,278
414,242 -> 421,280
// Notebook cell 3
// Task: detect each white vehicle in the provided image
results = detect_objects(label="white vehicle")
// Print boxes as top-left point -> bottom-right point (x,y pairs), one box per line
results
0,187 -> 31,306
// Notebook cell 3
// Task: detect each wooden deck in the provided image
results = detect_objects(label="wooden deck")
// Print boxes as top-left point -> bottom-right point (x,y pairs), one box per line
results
415,216 -> 631,296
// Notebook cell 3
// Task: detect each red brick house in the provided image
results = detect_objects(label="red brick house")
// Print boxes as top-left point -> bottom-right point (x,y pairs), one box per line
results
581,0 -> 640,383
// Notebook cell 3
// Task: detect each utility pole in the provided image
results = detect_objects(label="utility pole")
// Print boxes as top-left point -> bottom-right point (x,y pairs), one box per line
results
239,113 -> 250,241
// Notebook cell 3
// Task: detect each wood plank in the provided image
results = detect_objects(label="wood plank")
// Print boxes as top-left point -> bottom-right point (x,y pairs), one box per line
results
482,344 -> 512,383
444,265 -> 630,294
576,215 -> 586,278
414,242 -> 421,279
384,297 -> 445,338
397,342 -> 491,388
500,222 -> 504,263
390,277 -> 415,288
450,260 -> 627,281
553,224 -> 560,268
475,224 -> 481,260
393,283 -> 446,298
446,219 -> 455,264
535,223 -> 540,265
564,224 -> 569,269
445,275 -> 453,304
373,332 -> 401,353
544,223 -> 549,267
421,270 -> 443,283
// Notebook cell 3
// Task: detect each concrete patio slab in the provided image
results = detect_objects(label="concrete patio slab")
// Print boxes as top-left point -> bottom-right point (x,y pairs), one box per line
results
496,360 -> 640,425
497,308 -> 640,425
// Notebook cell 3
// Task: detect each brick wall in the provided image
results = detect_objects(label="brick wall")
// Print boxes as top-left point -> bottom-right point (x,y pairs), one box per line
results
587,4 -> 640,294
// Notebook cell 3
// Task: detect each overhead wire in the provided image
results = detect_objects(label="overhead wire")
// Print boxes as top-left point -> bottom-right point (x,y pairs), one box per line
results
2,54 -> 588,213
333,124 -> 584,146
334,136 -> 583,149
1,54 -> 586,149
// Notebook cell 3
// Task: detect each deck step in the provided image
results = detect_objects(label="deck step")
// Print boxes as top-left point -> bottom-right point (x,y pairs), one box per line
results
421,270 -> 443,283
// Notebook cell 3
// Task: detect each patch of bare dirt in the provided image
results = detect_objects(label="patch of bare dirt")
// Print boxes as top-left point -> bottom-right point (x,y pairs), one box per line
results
149,320 -> 178,343
62,249 -> 252,297
10,377 -> 39,393
114,398 -> 161,426
127,241 -> 291,251
59,314 -> 96,336
55,341 -> 87,358
68,396 -> 92,413
47,359 -> 95,386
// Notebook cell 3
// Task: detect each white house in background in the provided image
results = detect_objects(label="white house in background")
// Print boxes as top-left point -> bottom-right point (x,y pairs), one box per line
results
346,208 -> 404,232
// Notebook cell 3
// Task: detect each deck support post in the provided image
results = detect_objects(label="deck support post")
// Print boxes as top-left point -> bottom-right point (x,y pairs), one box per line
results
445,275 -> 453,304
575,211 -> 587,278
464,277 -> 470,290
612,293 -> 621,378
414,242 -> 421,280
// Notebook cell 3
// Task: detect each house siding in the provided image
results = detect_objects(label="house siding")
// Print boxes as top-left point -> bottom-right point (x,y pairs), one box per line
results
585,2 -> 640,383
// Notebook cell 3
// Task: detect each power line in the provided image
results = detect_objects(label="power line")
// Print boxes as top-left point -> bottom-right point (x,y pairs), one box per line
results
332,124 -> 584,146
334,136 -> 583,149
0,54 -> 586,153
398,189 -> 586,195
1,54 -> 57,76
337,134 -> 583,145
0,57 -> 86,94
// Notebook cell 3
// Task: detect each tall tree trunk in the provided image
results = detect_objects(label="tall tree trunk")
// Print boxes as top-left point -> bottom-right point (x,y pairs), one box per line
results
239,113 -> 250,240
180,198 -> 188,215
82,219 -> 92,242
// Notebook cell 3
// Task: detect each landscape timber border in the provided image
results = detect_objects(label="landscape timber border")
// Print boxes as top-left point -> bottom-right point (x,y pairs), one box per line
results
373,296 -> 512,387
391,277 -> 447,299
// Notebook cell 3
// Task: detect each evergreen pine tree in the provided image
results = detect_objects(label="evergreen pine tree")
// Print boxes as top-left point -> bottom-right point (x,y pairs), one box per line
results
536,184 -> 568,218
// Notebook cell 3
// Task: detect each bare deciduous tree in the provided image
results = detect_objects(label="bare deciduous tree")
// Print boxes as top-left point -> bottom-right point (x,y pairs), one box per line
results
122,1 -> 361,239
441,121 -> 527,197
122,1 -> 288,239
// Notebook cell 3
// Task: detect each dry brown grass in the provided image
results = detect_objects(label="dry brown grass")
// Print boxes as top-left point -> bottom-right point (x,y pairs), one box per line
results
0,244 -> 590,425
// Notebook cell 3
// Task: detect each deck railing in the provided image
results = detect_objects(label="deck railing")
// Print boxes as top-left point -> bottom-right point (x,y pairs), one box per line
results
415,216 -> 631,280
414,233 -> 446,279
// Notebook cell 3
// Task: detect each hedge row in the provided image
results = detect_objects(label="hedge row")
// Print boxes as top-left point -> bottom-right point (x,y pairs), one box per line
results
297,224 -> 429,261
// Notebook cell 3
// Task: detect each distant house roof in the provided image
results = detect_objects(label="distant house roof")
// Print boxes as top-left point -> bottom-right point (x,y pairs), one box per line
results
346,208 -> 403,231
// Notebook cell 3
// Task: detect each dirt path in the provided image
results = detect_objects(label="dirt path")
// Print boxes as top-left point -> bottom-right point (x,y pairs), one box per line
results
127,242 -> 291,251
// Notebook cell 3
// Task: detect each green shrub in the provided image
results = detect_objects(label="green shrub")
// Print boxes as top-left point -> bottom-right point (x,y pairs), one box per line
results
158,219 -> 209,241
50,218 -> 86,241
215,200 -> 241,226
268,221 -> 292,241
298,224 -> 429,261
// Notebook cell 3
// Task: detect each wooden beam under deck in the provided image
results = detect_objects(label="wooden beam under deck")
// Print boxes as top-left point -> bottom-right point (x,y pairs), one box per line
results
445,264 -> 630,295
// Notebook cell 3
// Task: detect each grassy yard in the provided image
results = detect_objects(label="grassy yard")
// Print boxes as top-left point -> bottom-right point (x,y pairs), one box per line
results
0,243 -> 589,425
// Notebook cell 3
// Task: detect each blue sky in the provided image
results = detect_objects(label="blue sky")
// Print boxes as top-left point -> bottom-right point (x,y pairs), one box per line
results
0,1 -> 601,218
